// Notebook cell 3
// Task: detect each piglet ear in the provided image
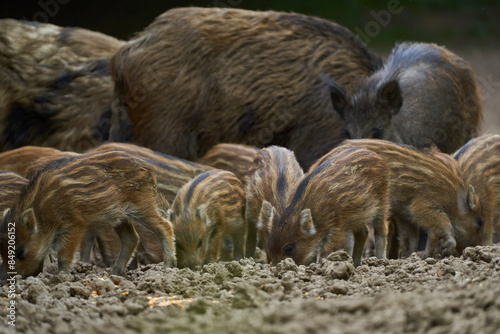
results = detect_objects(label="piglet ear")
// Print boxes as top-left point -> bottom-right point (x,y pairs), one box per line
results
257,200 -> 275,233
299,209 -> 316,236
379,80 -> 403,115
166,209 -> 174,222
467,185 -> 477,210
21,208 -> 37,234
197,205 -> 211,227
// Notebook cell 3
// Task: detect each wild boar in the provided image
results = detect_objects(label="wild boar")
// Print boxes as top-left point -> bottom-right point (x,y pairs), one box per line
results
0,146 -> 78,177
0,150 -> 176,277
110,7 -> 383,169
330,42 -> 482,154
0,19 -> 124,152
197,143 -> 260,184
166,170 -> 246,268
244,146 -> 304,259
0,171 -> 28,280
21,143 -> 213,266
266,147 -> 390,267
453,133 -> 500,244
312,139 -> 484,258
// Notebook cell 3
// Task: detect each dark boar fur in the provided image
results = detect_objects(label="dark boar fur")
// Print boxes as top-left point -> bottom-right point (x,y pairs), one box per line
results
266,148 -> 390,267
245,146 -> 304,259
454,134 -> 500,244
0,19 -> 124,152
0,150 -> 176,277
110,7 -> 382,169
197,143 -> 260,184
0,146 -> 78,177
166,170 -> 246,269
312,139 -> 484,258
330,42 -> 482,154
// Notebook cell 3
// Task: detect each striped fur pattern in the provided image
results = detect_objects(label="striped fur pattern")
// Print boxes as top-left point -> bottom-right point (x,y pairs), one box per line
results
0,19 -> 124,152
267,147 -> 390,266
197,143 -> 260,184
0,146 -> 78,178
110,7 -> 382,169
311,139 -> 484,258
19,143 -> 213,267
333,43 -> 483,154
0,151 -> 176,278
244,146 -> 304,259
453,134 -> 500,244
0,171 -> 28,279
331,42 -> 482,154
167,170 -> 246,269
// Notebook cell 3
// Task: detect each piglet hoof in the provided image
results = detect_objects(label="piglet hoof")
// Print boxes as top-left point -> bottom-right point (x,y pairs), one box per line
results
164,258 -> 177,268
441,238 -> 457,258
111,266 -> 126,277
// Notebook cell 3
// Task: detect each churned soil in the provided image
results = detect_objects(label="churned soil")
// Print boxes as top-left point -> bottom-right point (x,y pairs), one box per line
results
1,245 -> 500,334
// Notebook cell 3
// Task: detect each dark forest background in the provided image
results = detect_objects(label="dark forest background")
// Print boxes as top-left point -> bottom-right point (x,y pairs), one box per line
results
1,0 -> 499,50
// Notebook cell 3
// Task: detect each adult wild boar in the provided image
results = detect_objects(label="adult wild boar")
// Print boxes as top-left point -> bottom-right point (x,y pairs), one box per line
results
330,42 -> 482,153
110,7 -> 382,168
0,19 -> 124,152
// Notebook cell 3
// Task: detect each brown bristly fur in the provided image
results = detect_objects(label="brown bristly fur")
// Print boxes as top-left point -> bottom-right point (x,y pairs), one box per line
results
267,147 -> 390,267
197,143 -> 260,184
0,171 -> 28,279
331,42 -> 482,154
311,139 -> 484,258
0,146 -> 78,178
244,146 -> 304,259
0,19 -> 124,152
453,133 -> 500,244
110,7 -> 382,169
167,170 -> 246,269
0,151 -> 176,277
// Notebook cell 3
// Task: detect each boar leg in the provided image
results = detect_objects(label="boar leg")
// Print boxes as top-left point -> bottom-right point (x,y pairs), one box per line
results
230,219 -> 247,261
112,220 -> 139,276
372,213 -> 389,260
80,231 -> 96,263
57,224 -> 86,273
396,220 -> 419,258
219,236 -> 234,261
245,211 -> 258,258
206,225 -> 225,264
386,220 -> 399,259
493,214 -> 500,244
343,231 -> 354,256
352,225 -> 369,267
134,210 -> 176,268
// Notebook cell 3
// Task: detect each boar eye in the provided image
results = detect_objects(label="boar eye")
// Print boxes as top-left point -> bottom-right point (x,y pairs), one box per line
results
283,243 -> 296,257
16,247 -> 26,261
476,217 -> 484,229
198,239 -> 204,249
175,241 -> 184,252
373,127 -> 383,139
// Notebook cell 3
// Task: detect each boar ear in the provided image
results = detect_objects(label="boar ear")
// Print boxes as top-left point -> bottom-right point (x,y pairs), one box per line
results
257,201 -> 275,233
467,185 -> 477,210
379,80 -> 403,114
21,208 -> 37,234
329,82 -> 347,119
299,209 -> 316,236
2,208 -> 10,221
197,205 -> 211,227
166,209 -> 174,222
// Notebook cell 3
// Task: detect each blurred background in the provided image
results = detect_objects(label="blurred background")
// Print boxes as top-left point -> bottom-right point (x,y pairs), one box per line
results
2,0 -> 499,132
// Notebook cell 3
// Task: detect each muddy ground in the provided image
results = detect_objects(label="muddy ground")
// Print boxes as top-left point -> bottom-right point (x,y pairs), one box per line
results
1,49 -> 500,334
1,246 -> 500,334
